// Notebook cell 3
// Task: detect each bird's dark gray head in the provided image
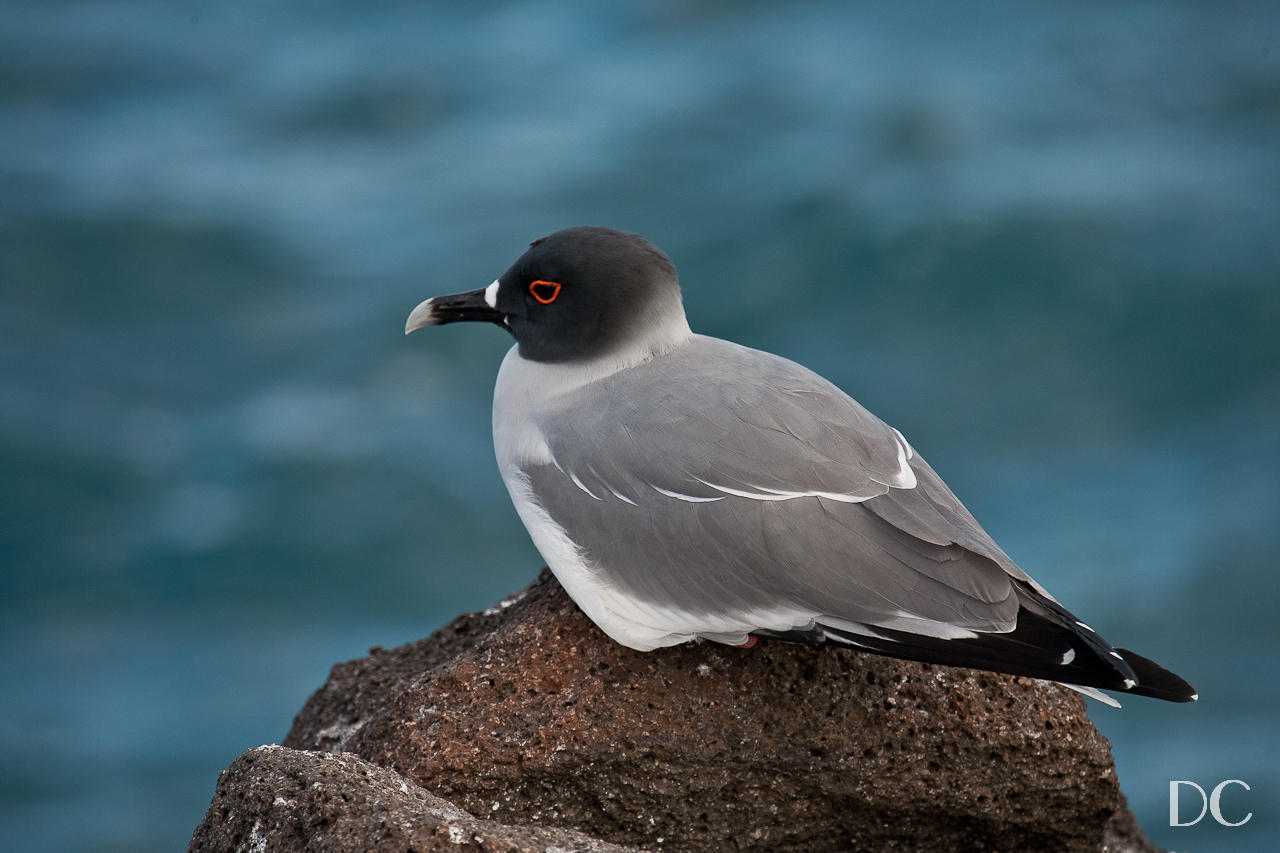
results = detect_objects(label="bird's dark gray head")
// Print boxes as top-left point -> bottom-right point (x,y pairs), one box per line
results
406,227 -> 689,364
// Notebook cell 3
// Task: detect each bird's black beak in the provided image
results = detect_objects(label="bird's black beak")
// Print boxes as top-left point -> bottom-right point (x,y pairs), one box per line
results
405,288 -> 505,335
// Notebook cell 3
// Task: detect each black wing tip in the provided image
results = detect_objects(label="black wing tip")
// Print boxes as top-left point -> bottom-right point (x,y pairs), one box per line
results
753,621 -> 1199,704
1115,648 -> 1198,703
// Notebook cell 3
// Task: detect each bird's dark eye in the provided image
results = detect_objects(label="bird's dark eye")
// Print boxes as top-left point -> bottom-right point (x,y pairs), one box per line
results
529,280 -> 562,304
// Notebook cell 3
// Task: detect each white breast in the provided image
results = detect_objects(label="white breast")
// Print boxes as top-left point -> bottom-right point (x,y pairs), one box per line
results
492,347 -> 670,648
490,344 -> 817,650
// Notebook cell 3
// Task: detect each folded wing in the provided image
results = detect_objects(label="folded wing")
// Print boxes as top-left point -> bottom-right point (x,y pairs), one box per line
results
512,336 -> 1194,701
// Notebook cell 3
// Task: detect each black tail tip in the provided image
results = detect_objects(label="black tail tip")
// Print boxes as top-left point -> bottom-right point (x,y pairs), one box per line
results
1117,648 -> 1198,702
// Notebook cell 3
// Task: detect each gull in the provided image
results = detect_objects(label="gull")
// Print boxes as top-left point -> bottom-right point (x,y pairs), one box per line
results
406,226 -> 1196,706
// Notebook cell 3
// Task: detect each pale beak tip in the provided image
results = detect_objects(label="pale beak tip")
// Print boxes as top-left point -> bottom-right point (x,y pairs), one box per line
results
404,298 -> 436,335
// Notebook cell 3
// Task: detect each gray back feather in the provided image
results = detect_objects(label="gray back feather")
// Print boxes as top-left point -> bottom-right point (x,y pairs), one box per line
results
523,336 -> 1038,631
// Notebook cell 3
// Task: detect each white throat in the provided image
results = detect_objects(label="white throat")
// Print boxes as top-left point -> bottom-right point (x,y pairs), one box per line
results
492,313 -> 692,471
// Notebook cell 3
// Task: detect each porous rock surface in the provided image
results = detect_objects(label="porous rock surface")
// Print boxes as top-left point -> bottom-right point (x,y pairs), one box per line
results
193,569 -> 1159,852
188,745 -> 642,853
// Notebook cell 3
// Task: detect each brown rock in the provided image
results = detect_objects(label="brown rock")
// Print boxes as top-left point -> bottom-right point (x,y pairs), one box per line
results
188,745 -> 643,853
277,569 -> 1158,852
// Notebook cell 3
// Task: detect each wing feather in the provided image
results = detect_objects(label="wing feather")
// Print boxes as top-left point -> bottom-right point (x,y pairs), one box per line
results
493,336 -> 1197,700
515,337 -> 1025,642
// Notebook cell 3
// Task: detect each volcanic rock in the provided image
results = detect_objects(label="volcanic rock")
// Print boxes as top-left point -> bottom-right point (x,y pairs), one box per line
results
188,744 -> 642,852
266,569 -> 1158,852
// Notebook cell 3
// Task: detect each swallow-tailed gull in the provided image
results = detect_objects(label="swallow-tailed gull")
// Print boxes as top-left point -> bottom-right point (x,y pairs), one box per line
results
405,226 -> 1196,706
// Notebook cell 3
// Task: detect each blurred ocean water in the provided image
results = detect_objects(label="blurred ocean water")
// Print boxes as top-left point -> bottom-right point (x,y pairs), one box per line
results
2,1 -> 1277,850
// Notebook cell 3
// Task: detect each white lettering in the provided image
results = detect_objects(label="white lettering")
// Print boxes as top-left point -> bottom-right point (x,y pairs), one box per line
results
1169,780 -> 1208,827
1209,779 -> 1252,827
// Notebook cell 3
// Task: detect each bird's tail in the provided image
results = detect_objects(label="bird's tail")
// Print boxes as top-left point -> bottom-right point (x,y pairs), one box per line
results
1112,647 -> 1197,702
754,583 -> 1197,704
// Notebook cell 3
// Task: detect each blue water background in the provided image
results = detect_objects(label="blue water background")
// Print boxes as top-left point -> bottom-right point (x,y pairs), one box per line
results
3,2 -> 1278,850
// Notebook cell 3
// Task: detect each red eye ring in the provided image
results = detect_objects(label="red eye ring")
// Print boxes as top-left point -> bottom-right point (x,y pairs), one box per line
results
529,280 -> 562,304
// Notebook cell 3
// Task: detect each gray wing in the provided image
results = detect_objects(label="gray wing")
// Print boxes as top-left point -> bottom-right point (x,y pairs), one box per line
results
524,337 -> 1037,637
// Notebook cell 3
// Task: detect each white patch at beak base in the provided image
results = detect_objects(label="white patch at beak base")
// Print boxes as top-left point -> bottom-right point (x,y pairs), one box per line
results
484,279 -> 500,308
